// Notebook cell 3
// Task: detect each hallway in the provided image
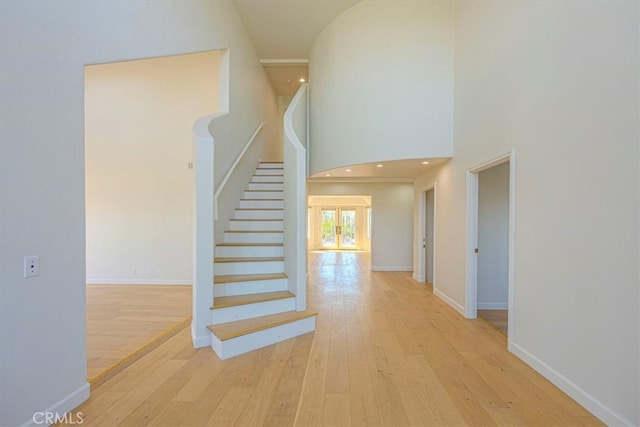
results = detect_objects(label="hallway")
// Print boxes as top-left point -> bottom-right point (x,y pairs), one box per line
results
75,252 -> 600,426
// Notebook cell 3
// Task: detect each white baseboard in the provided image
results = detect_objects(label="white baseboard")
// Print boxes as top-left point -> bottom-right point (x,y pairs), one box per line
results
509,342 -> 633,427
86,278 -> 192,286
192,323 -> 212,348
371,266 -> 413,272
20,382 -> 89,427
412,272 -> 420,281
433,287 -> 466,316
477,302 -> 508,310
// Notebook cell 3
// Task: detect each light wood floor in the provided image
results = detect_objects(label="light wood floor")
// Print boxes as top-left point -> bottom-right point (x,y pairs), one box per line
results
478,309 -> 508,335
75,252 -> 601,426
86,285 -> 191,380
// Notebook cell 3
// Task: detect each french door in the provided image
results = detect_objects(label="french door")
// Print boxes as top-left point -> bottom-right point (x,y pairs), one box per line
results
320,208 -> 357,249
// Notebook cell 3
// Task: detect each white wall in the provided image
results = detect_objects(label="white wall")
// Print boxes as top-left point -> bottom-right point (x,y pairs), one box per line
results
0,1 -> 276,425
212,59 -> 279,243
477,162 -> 509,309
414,1 -> 639,424
308,182 -> 413,270
260,82 -> 282,162
85,52 -> 219,285
308,0 -> 454,175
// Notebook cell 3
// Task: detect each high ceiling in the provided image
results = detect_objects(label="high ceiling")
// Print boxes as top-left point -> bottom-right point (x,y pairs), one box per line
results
232,0 -> 361,59
233,0 -> 359,97
233,0 -> 449,180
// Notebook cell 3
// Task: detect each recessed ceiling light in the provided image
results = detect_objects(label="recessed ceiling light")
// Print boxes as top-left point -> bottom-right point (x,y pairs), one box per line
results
299,78 -> 306,83
345,169 -> 352,172
376,164 -> 383,168
325,174 -> 331,177
422,161 -> 430,165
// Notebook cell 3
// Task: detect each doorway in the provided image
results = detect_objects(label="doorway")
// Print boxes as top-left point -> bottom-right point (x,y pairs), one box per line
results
415,185 -> 436,284
424,189 -> 435,283
321,208 -> 357,249
84,50 -> 223,381
307,195 -> 372,252
466,151 -> 515,339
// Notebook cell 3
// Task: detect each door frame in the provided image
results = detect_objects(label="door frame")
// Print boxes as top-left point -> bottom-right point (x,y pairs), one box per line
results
319,206 -> 359,250
465,149 -> 515,339
415,183 -> 436,285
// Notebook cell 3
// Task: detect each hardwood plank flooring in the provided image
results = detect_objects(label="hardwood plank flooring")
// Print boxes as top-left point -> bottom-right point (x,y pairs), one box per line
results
74,252 -> 601,426
478,309 -> 508,335
86,285 -> 192,381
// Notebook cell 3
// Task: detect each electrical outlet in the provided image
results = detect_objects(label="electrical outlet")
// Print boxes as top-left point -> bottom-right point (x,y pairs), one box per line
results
24,255 -> 40,278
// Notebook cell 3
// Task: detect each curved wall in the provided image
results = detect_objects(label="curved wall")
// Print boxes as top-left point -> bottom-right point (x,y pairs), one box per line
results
309,0 -> 454,175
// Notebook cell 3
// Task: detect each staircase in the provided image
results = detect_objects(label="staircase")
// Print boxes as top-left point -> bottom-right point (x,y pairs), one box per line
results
207,162 -> 317,359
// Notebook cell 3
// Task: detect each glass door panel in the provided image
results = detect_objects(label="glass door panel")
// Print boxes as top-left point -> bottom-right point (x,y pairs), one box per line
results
321,209 -> 337,248
340,209 -> 356,248
318,207 -> 358,250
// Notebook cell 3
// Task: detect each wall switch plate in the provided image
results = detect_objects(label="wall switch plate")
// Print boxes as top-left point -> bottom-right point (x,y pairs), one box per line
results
24,255 -> 40,278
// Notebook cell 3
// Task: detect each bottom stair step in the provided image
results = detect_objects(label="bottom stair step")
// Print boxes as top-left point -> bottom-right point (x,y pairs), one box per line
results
208,310 -> 318,341
210,291 -> 296,324
208,310 -> 318,360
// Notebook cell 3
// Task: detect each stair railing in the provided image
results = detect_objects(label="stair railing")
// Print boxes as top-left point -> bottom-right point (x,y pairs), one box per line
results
192,114 -> 266,348
283,83 -> 308,310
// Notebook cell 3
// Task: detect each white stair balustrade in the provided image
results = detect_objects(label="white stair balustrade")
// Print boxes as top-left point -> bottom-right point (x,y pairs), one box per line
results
207,162 -> 316,359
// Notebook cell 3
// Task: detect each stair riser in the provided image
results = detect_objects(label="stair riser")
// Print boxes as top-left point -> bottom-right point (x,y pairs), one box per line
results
234,209 -> 283,220
224,232 -> 283,244
215,261 -> 284,276
238,200 -> 284,209
210,316 -> 316,360
215,246 -> 283,258
255,169 -> 284,176
259,163 -> 284,169
229,220 -> 283,231
248,183 -> 284,191
252,175 -> 283,183
243,191 -> 283,200
211,297 -> 295,324
214,278 -> 288,297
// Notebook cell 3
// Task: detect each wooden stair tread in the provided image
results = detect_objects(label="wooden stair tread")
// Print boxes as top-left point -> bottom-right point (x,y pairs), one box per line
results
211,291 -> 294,309
214,257 -> 284,263
214,272 -> 287,284
208,310 -> 317,341
216,243 -> 283,247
